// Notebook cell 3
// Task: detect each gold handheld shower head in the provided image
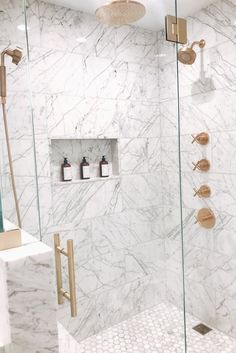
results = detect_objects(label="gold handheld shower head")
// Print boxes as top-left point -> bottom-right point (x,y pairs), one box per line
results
6,48 -> 23,65
178,39 -> 206,65
1,47 -> 23,66
0,47 -> 23,102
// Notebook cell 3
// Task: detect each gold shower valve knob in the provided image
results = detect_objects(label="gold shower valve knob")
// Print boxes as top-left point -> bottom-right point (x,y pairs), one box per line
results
192,159 -> 210,172
195,208 -> 216,229
191,132 -> 209,145
193,185 -> 211,198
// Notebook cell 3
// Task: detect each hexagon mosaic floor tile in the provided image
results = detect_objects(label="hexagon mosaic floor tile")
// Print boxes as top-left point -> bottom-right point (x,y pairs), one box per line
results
59,302 -> 236,353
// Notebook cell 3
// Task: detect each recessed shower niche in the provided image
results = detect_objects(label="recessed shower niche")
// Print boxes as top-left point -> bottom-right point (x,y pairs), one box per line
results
50,138 -> 119,184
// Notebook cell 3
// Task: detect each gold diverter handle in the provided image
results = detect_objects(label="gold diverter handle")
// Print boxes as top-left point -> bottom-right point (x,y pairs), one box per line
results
195,208 -> 216,229
54,233 -> 77,318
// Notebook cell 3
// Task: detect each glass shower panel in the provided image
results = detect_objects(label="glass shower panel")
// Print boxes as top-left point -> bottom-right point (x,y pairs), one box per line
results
24,0 -> 188,351
0,0 -> 41,241
176,0 -> 236,351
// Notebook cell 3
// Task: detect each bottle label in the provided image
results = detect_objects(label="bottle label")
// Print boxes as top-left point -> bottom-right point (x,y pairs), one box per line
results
63,167 -> 72,181
101,164 -> 109,177
83,165 -> 90,179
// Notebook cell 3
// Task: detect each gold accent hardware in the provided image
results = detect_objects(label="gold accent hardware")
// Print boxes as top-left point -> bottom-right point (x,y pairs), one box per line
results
0,228 -> 21,251
54,233 -> 77,317
194,208 -> 216,229
191,132 -> 209,145
193,185 -> 211,198
192,159 -> 210,172
178,39 -> 206,65
165,15 -> 187,44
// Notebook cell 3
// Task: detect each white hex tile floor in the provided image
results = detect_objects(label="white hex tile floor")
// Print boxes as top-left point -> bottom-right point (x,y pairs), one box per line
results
58,302 -> 236,353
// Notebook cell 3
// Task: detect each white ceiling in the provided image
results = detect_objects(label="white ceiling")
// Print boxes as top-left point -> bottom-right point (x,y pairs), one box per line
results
46,0 -> 214,31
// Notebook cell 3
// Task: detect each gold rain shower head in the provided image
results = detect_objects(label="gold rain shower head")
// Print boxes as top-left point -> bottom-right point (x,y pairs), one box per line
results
95,0 -> 146,26
178,39 -> 206,65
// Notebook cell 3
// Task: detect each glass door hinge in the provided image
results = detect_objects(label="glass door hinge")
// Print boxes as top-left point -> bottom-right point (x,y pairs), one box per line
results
165,15 -> 187,44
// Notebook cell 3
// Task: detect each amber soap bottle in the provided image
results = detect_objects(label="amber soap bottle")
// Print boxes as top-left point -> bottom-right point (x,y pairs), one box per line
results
100,155 -> 109,178
61,157 -> 72,182
80,157 -> 90,179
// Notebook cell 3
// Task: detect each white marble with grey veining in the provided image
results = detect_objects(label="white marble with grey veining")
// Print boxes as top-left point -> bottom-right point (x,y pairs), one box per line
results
0,237 -> 58,353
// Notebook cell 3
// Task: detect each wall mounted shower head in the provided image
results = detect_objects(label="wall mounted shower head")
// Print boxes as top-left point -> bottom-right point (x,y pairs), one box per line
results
178,39 -> 206,65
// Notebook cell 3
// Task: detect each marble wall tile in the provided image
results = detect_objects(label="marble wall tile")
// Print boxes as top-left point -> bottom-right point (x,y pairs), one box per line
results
118,100 -> 160,138
185,280 -> 216,326
29,47 -> 85,95
120,138 -> 148,174
215,290 -> 236,337
212,131 -> 236,173
52,178 -> 122,225
180,86 -> 236,134
0,0 -> 40,47
183,245 -> 236,296
57,295 -> 99,343
3,244 -> 58,353
46,94 -> 119,138
161,86 -> 236,137
125,240 -> 165,282
115,26 -> 159,65
3,93 -> 46,140
95,273 -> 164,330
188,0 -> 236,49
166,269 -> 184,309
121,172 -> 162,210
147,138 -> 161,172
1,175 -> 41,236
84,58 -> 159,101
91,207 -> 163,257
160,99 -> 179,137
161,171 -> 180,208
38,0 -> 116,59
156,30 -> 177,66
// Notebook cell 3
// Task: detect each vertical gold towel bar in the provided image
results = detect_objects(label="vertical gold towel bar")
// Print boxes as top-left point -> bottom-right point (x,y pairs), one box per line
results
54,233 -> 77,317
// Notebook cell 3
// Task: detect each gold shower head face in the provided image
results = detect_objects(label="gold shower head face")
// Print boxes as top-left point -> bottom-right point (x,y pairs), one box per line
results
96,0 -> 146,26
178,39 -> 206,65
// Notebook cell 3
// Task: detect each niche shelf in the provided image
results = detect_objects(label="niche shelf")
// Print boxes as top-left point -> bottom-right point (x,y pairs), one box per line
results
50,138 -> 119,184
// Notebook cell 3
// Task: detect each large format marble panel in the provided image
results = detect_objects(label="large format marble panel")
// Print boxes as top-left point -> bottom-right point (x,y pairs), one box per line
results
0,237 -> 58,353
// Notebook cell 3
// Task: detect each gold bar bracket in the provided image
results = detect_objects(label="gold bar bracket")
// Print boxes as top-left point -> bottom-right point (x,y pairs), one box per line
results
54,233 -> 77,318
165,15 -> 187,44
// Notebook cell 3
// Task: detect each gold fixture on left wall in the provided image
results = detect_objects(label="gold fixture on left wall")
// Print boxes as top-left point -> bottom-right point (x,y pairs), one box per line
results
0,47 -> 23,229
